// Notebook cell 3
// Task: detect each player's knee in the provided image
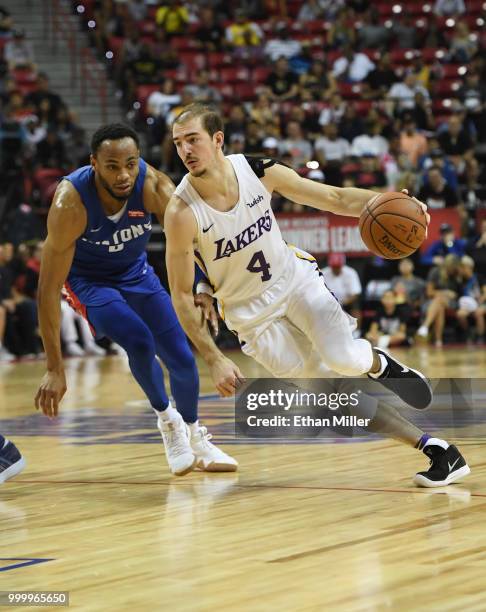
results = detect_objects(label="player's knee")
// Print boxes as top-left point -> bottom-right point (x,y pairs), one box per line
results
323,340 -> 372,376
124,332 -> 156,360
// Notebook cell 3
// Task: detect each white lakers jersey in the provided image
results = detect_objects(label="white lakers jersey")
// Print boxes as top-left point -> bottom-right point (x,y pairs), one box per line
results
174,154 -> 292,306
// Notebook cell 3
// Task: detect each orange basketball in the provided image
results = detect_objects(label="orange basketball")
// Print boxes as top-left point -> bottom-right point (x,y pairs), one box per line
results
358,192 -> 427,259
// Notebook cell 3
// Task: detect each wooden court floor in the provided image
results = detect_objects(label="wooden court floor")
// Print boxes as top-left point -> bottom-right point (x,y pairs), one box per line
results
1,346 -> 486,611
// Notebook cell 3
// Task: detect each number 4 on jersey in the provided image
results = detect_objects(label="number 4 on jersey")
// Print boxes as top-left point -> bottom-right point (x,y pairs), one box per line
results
247,250 -> 272,282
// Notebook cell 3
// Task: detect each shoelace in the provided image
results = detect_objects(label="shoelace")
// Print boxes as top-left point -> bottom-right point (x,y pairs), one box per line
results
196,426 -> 213,448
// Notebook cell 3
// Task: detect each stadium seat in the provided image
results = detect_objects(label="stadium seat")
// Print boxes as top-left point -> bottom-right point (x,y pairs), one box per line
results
219,66 -> 251,84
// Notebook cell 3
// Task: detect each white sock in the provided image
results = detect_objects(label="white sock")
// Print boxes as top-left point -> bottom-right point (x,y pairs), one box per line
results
368,353 -> 388,378
424,437 -> 449,451
155,402 -> 180,422
188,421 -> 200,436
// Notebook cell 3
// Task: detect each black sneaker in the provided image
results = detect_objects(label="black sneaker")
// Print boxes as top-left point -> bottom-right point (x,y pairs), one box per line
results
368,348 -> 433,409
414,444 -> 470,487
0,439 -> 25,484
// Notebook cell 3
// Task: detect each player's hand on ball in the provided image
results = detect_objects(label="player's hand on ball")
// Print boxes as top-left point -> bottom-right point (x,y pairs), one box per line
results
401,189 -> 430,236
210,356 -> 245,397
35,370 -> 67,418
194,293 -> 219,336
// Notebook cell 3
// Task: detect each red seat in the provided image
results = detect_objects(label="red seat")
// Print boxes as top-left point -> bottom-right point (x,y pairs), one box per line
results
219,66 -> 250,83
434,80 -> 462,95
213,83 -> 234,99
107,36 -> 125,64
136,84 -> 159,114
233,83 -> 257,101
338,83 -> 363,100
178,52 -> 206,71
252,66 -> 271,83
206,52 -> 233,69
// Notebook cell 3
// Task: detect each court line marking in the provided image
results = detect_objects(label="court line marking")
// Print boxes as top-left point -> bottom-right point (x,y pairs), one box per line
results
14,478 -> 482,497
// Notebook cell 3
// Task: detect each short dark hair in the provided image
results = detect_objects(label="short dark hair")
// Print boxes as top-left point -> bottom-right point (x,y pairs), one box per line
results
91,123 -> 140,155
172,103 -> 224,137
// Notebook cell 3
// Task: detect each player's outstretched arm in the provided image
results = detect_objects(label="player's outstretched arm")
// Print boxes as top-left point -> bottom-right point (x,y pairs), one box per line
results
35,180 -> 86,418
262,163 -> 428,221
164,197 -> 244,397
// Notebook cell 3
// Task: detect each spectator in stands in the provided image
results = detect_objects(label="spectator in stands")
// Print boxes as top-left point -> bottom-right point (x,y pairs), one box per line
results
437,114 -> 475,173
60,297 -> 105,357
4,29 -> 35,71
390,258 -> 426,307
243,120 -> 263,153
120,30 -> 144,65
466,218 -> 486,270
279,121 -> 312,169
391,14 -> 418,49
332,44 -> 375,83
225,9 -> 263,58
351,121 -> 389,158
25,74 -> 65,124
422,223 -> 466,266
318,92 -> 346,127
409,91 -> 436,132
35,128 -> 67,170
417,254 -> 462,347
327,8 -> 356,50
0,5 -> 12,37
185,70 -> 222,104
24,116 -> 47,153
387,71 -> 430,114
224,104 -> 248,142
265,57 -> 299,101
264,22 -> 302,62
459,71 -> 485,137
128,0 -> 148,23
65,127 -> 90,168
126,43 -> 163,85
155,0 -> 189,37
420,147 -> 458,191
353,154 -> 387,190
297,0 -> 327,21
399,115 -> 428,168
449,22 -> 477,63
358,8 -> 389,49
456,255 -> 485,343
366,53 -> 397,100
338,103 -> 365,143
321,253 -> 362,329
147,78 -> 181,118
314,122 -> 350,184
433,0 -> 465,16
461,160 -> 486,212
249,92 -> 277,127
0,242 -> 39,358
418,166 -> 461,212
299,59 -> 336,101
0,243 -> 15,361
194,7 -> 226,52
366,290 -> 410,349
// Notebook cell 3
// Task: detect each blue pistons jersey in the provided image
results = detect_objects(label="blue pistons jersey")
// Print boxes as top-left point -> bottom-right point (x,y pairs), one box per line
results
64,158 -> 162,308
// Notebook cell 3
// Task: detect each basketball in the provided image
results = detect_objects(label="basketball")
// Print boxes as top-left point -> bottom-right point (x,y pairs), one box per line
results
358,192 -> 427,259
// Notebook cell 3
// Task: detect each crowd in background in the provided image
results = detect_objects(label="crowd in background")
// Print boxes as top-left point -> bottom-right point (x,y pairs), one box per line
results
1,0 -> 486,359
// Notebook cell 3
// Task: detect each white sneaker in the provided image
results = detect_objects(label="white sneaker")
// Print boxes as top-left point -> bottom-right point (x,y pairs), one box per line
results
157,414 -> 196,476
0,347 -> 15,363
417,325 -> 429,338
85,342 -> 106,356
65,342 -> 85,357
191,425 -> 238,472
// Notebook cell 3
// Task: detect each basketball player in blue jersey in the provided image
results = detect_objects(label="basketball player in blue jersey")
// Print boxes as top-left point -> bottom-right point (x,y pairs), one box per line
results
165,104 -> 470,487
34,123 -> 236,476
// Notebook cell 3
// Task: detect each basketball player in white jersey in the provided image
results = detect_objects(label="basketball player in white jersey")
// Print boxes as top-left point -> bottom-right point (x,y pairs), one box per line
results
164,104 -> 470,487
